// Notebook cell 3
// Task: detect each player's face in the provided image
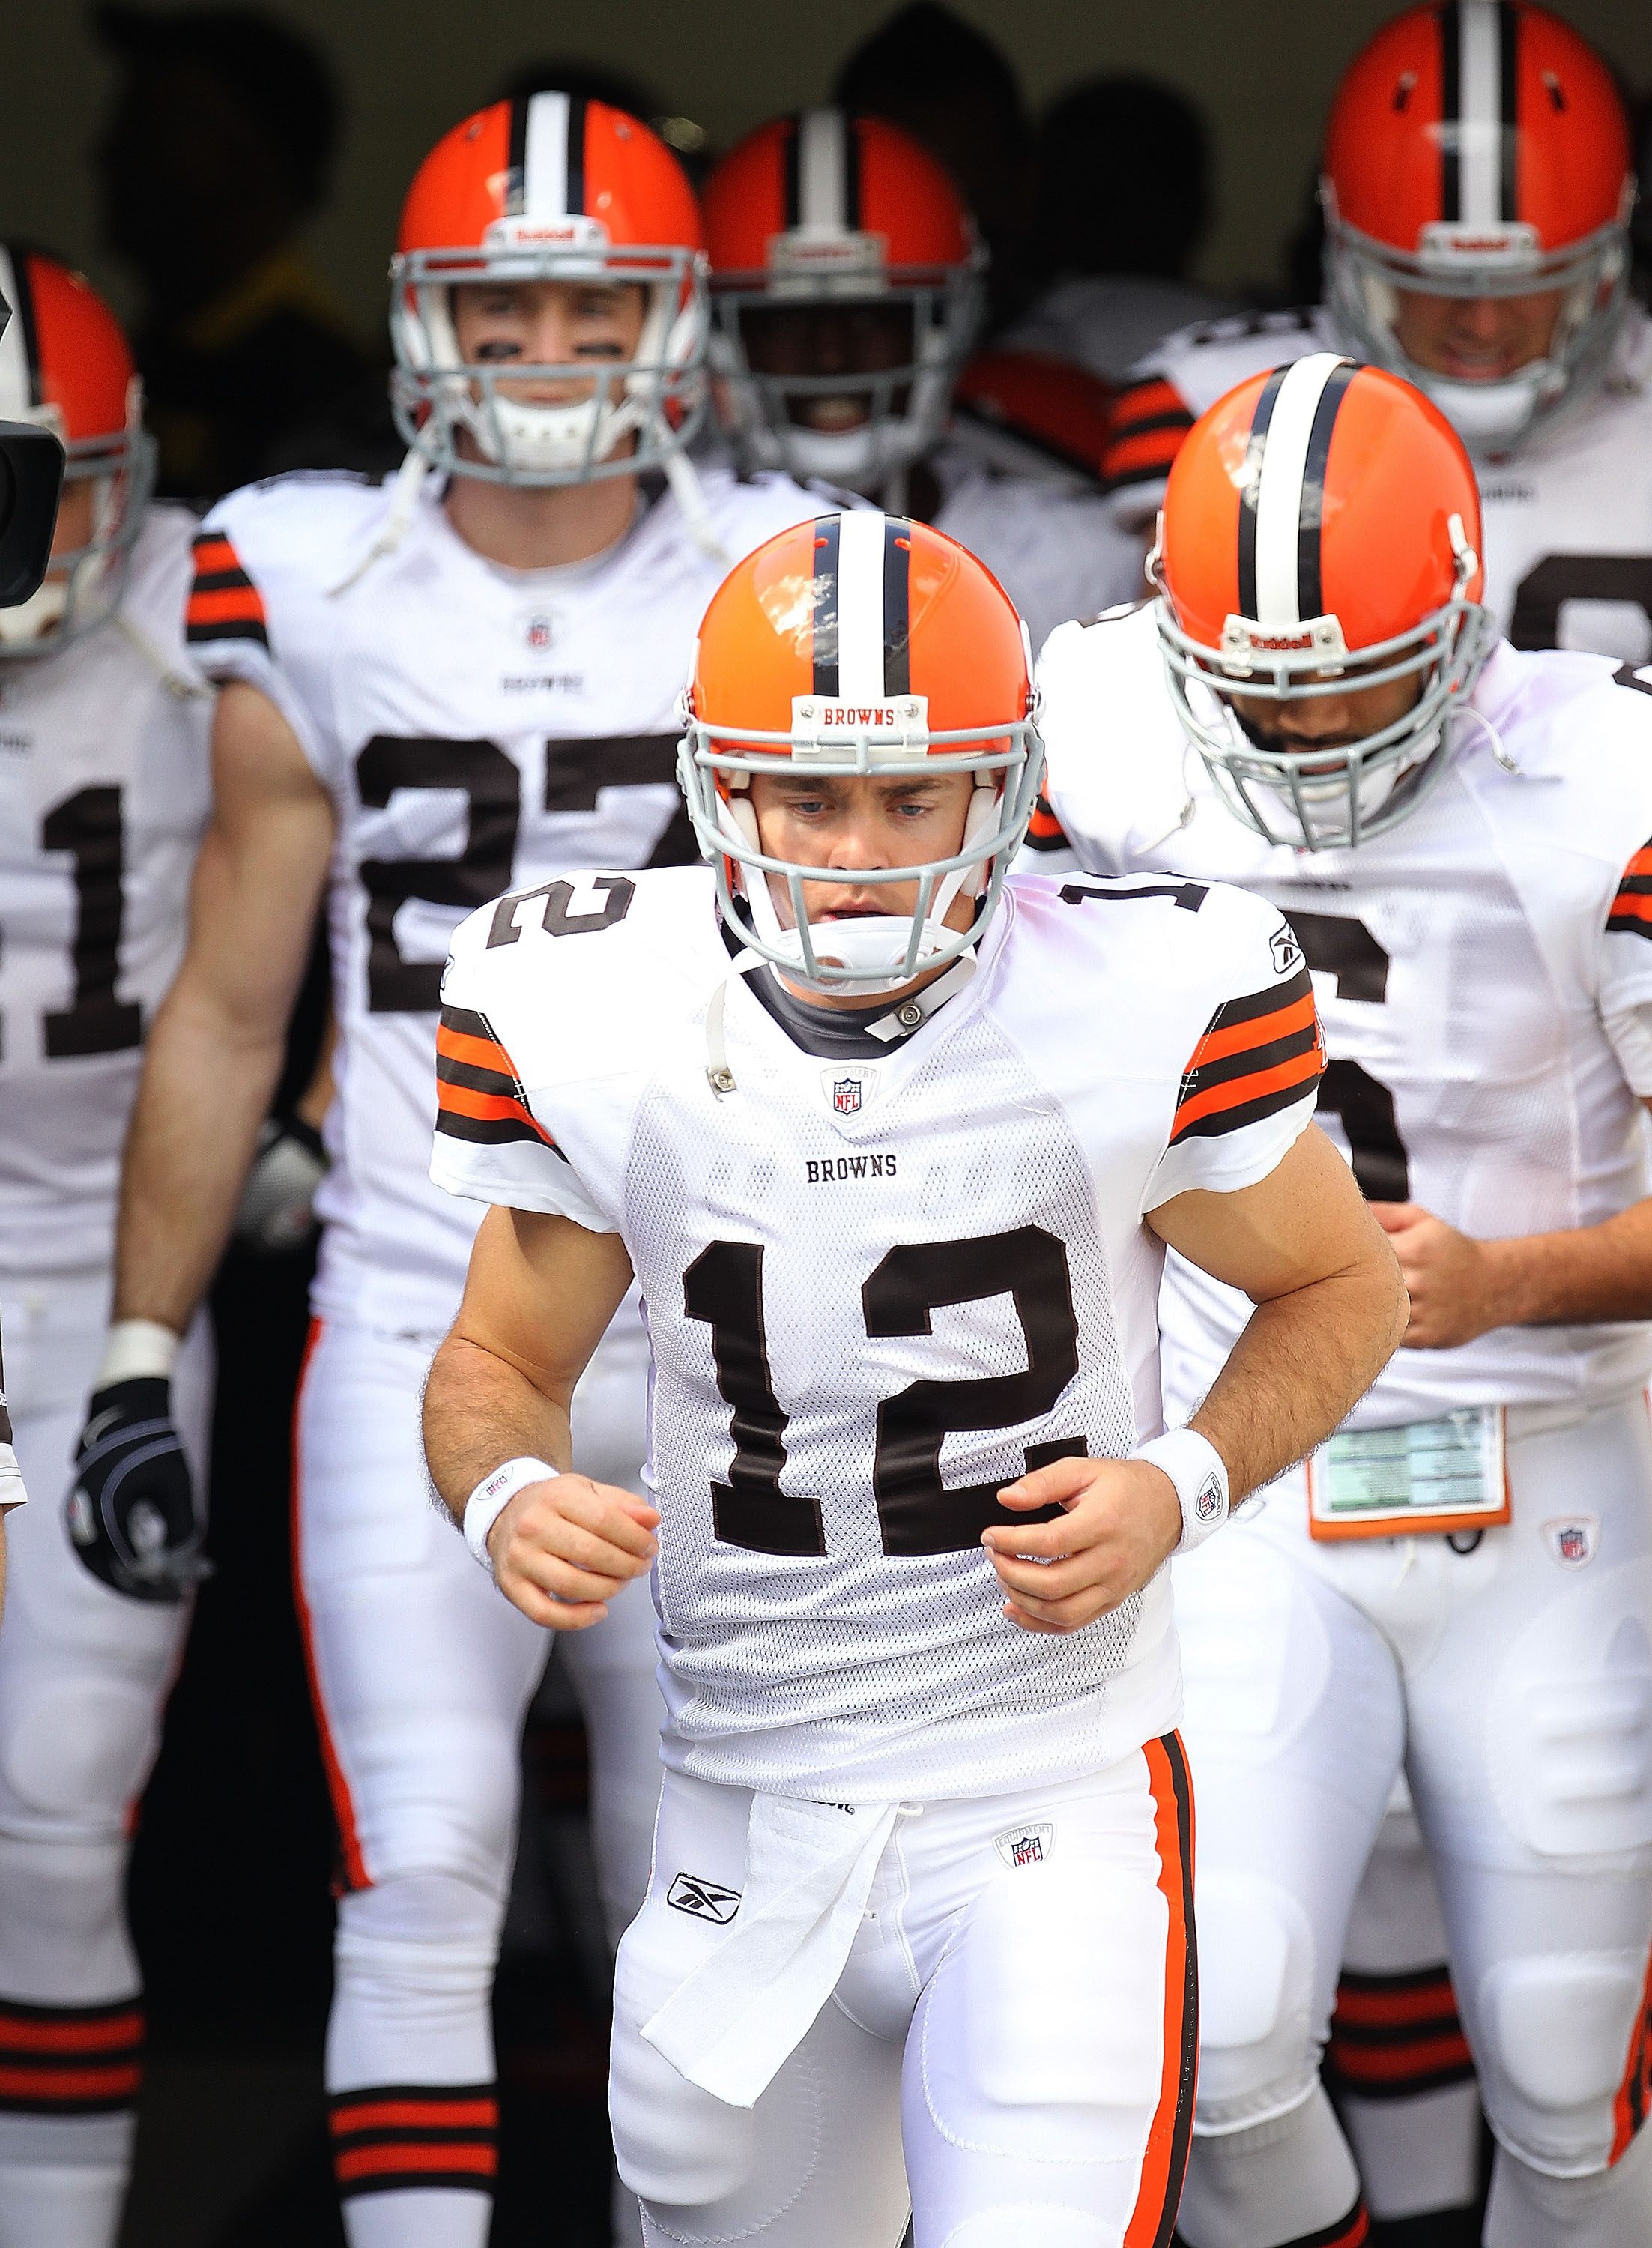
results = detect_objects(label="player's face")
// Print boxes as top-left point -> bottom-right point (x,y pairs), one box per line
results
738,302 -> 915,432
48,482 -> 96,570
745,768 -> 978,941
1391,285 -> 1564,381
1226,664 -> 1423,755
450,279 -> 648,408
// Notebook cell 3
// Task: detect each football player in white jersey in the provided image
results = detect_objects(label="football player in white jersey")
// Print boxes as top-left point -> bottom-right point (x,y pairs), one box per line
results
1035,355 -> 1652,2248
0,250 -> 214,2248
88,95 -> 824,2248
1078,14 -> 1651,2225
701,109 -> 1144,657
420,510 -> 1407,2248
1101,4 -> 1651,674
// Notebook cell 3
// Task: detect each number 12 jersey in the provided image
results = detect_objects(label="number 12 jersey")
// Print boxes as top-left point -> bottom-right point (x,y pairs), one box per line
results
433,864 -> 1322,1801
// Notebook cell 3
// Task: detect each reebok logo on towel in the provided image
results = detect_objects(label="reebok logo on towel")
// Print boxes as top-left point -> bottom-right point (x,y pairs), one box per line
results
668,1873 -> 742,1924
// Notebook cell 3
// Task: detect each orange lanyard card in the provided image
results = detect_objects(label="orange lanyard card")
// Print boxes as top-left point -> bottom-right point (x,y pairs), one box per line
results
1307,1407 -> 1510,1541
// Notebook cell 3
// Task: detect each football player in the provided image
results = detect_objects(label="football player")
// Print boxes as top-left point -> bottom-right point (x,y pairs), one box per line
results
1080,8 -> 1649,2224
420,510 -> 1408,2248
0,250 -> 214,2248
701,109 -> 1144,657
88,95 -> 824,2248
1102,3 -> 1651,671
1036,355 -> 1652,2248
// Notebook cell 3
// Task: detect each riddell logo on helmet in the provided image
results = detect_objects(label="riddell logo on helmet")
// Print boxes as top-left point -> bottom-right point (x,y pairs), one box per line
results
1247,631 -> 1315,652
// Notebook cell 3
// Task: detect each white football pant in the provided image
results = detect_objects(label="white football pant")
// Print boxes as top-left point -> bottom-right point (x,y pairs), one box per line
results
1173,1393 -> 1652,2248
609,1744 -> 1196,2247
0,1272 -> 212,2248
294,1317 -> 662,2248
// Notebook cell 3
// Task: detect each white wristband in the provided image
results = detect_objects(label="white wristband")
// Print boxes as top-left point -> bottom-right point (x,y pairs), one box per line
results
1134,1427 -> 1230,1554
97,1318 -> 181,1388
464,1455 -> 557,1576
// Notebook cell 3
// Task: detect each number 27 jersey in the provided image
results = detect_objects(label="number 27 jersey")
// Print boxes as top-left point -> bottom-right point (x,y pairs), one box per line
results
432,865 -> 1322,1801
185,466 -> 823,1334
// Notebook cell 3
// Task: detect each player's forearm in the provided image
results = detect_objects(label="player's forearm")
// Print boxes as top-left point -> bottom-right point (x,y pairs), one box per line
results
1480,1200 -> 1652,1326
1190,1247 -> 1409,1500
422,1332 -> 574,1527
113,976 -> 288,1329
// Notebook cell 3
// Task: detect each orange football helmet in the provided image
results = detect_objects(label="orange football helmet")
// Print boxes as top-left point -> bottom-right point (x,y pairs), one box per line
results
0,245 -> 153,653
1153,354 -> 1495,850
701,111 -> 985,494
1322,1 -> 1636,454
391,91 -> 708,486
679,513 -> 1040,992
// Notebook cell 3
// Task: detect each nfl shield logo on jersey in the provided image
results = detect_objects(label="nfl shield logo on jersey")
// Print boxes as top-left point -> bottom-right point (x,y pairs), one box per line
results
834,1078 -> 862,1114
994,1821 -> 1055,1869
524,613 -> 554,650
1543,1517 -> 1600,1568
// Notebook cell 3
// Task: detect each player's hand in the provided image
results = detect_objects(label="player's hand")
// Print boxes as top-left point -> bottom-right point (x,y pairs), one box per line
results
1370,1202 -> 1514,1349
982,1455 -> 1182,1635
485,1474 -> 659,1630
68,1378 -> 212,1603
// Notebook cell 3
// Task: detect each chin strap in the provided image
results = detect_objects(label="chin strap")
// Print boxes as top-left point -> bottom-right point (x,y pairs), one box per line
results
663,449 -> 728,565
327,449 -> 430,596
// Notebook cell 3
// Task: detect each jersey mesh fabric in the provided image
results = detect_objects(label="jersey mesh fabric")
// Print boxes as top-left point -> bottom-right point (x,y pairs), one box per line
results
0,507 -> 211,1273
627,997 -> 1156,1801
1039,614 -> 1652,1427
186,466 -> 823,1335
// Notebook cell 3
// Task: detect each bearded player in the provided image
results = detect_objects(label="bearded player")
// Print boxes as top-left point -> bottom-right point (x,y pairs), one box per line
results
420,510 -> 1407,2245
701,109 -> 1143,657
1038,357 -> 1652,2248
1059,10 -> 1652,2229
89,94 -> 823,2248
0,250 -> 214,2248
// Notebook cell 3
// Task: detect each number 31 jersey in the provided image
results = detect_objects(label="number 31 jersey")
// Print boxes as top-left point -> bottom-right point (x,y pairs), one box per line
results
1037,602 -> 1652,1429
184,466 -> 823,1335
432,865 -> 1322,1801
0,505 -> 212,1275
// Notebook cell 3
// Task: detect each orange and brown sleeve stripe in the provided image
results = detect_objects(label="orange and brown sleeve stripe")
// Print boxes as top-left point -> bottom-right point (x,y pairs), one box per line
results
435,1003 -> 558,1152
186,530 -> 268,650
1170,962 -> 1322,1145
1101,375 -> 1195,495
1022,791 -> 1072,854
0,1997 -> 143,2114
1325,1966 -> 1475,2103
1607,839 -> 1652,940
329,2081 -> 498,2199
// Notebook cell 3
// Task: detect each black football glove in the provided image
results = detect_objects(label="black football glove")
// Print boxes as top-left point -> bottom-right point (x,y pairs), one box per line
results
67,1378 -> 212,1603
234,1114 -> 328,1254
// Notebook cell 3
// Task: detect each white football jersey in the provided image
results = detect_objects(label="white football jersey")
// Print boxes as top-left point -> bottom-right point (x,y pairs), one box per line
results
185,466 -> 823,1336
1101,303 -> 1652,666
930,447 -> 1146,654
0,507 -> 212,1276
432,863 -> 1322,1800
1037,600 -> 1652,1428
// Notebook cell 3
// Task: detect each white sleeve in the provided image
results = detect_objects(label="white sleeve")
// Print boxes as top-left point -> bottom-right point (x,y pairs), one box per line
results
1140,922 -> 1325,1212
429,955 -> 618,1233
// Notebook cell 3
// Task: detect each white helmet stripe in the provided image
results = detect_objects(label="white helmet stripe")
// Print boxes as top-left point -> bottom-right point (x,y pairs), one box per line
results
835,509 -> 890,701
1250,354 -> 1350,626
0,247 -> 31,422
523,91 -> 572,219
797,108 -> 848,232
1456,1 -> 1506,226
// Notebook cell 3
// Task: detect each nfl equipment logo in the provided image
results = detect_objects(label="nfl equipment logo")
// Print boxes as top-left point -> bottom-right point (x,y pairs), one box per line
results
1194,1473 -> 1223,1523
1544,1517 -> 1598,1568
833,1078 -> 862,1115
525,614 -> 554,650
994,1819 -> 1055,1869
